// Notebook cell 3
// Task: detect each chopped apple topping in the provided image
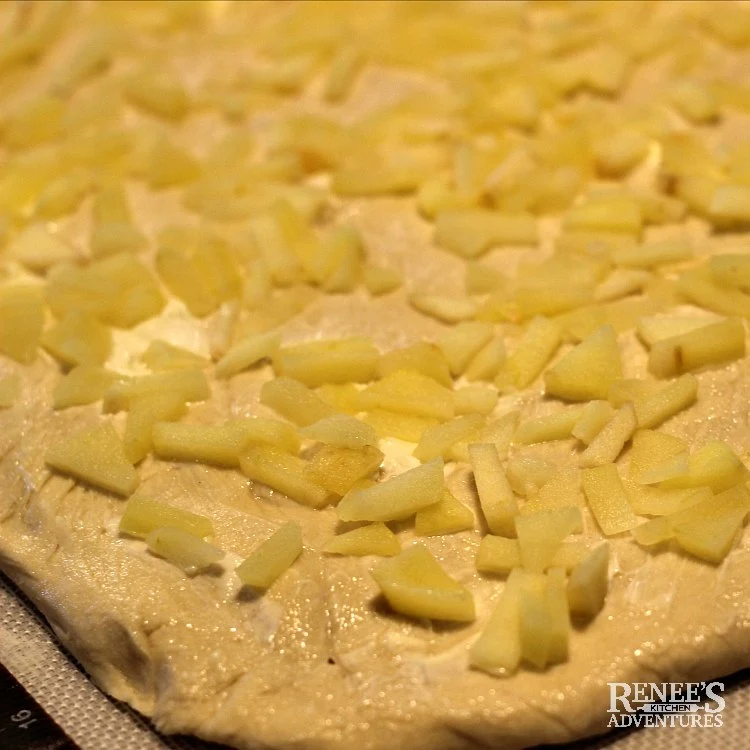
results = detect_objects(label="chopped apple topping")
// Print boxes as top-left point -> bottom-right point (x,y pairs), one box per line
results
469,443 -> 518,537
146,527 -> 223,575
236,522 -> 303,589
323,523 -> 400,557
581,464 -> 638,536
567,544 -> 610,619
120,496 -> 213,539
414,489 -> 474,536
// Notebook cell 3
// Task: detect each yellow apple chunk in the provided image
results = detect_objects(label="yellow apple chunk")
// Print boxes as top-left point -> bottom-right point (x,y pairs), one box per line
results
377,342 -> 452,387
476,535 -> 521,575
46,422 -> 138,497
436,321 -> 493,377
215,330 -> 281,379
518,571 -> 551,669
323,523 -> 400,557
300,414 -> 379,449
360,370 -> 454,421
260,376 -> 337,427
146,527 -> 224,575
119,496 -> 213,539
514,405 -> 585,445
515,507 -> 583,572
434,209 -> 537,258
141,340 -> 209,372
103,369 -> 209,413
501,316 -> 561,390
42,311 -> 112,368
0,284 -> 45,364
304,444 -> 384,496
581,464 -> 638,535
371,544 -> 475,622
625,483 -> 710,517
122,392 -> 187,464
632,373 -> 698,429
465,337 -> 507,382
628,429 -> 689,484
544,325 -> 622,401
571,400 -> 615,445
579,403 -> 636,468
7,224 -> 76,272
567,544 -> 610,619
414,489 -> 474,536
240,446 -> 331,508
53,365 -> 117,409
152,422 -> 255,468
522,467 -> 584,515
363,409 -> 439,442
236,522 -> 303,589
507,455 -> 556,498
454,385 -> 498,416
469,569 -> 523,675
546,567 -> 571,665
660,441 -> 747,493
413,414 -> 484,462
337,458 -> 443,522
636,313 -> 720,348
469,443 -> 518,536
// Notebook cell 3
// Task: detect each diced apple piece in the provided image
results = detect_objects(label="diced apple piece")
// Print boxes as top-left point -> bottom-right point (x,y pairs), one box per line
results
710,184 -> 750,227
636,313 -> 718,347
377,342 -> 451,387
124,69 -> 190,120
46,422 -> 138,496
42,311 -> 112,368
152,422 -> 254,468
632,374 -> 698,429
476,535 -> 521,574
436,321 -> 493,377
582,464 -> 638,535
544,325 -> 622,401
550,540 -> 594,571
434,209 -> 537,259
315,383 -> 363,414
141,340 -> 209,371
274,337 -> 379,387
501,316 -> 561,390
594,269 -> 651,303
469,569 -> 522,675
647,318 -> 745,378
146,527 -> 223,575
564,193 -> 642,236
360,370 -> 454,421
0,284 -> 44,364
625,482 -> 710,517
518,571 -> 551,669
660,441 -> 747,493
469,443 -> 518,537
454,384 -> 498,417
546,567 -> 570,664
572,400 -> 615,445
507,455 -> 556,498
515,282 -> 594,319
123,392 -> 187,464
240,446 -> 331,508
0,375 -> 20,408
260,376 -> 337,427
464,337 -> 507,382
515,507 -> 583,573
514,405 -> 585,445
465,261 -> 506,295
608,378 -> 660,408
632,515 -> 674,546
594,129 -> 648,177
710,253 -> 750,290
300,414 -> 378,449
363,265 -> 402,296
363,409 -> 438,442
371,544 -> 475,622
523,467 -> 584,515
323,523 -> 400,557
579,403 -> 636,468
413,414 -> 484,462
236,522 -> 303,588
119,496 -> 213,539
677,268 -> 750,318
215,330 -> 281,379
629,429 -> 689,484
674,512 -> 746,564
103,369 -> 209,412
337,458 -> 443,522
612,239 -> 693,269
567,544 -> 609,619
415,488 -> 474,536
409,294 -> 478,324
7,224 -> 76,272
305,445 -> 384,496
53,365 -> 117,409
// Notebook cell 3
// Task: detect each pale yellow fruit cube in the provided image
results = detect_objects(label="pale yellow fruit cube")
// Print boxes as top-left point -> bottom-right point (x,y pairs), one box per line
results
152,422 -> 255,468
315,383 -> 363,414
632,374 -> 698,429
523,467 -> 584,515
371,544 -> 475,622
674,512 -> 746,564
546,567 -> 570,665
612,239 -> 693,269
360,370 -> 454,421
476,535 -> 521,575
123,392 -> 188,464
660,441 -> 747,493
260,376 -> 337,427
409,294 -> 478,324
4,96 -> 65,149
304,444 -> 383,496
436,321 -> 493,377
215,331 -> 281,379
549,540 -> 594,571
119,496 -> 213,539
236,522 -> 303,589
514,405 -> 585,445
46,422 -> 138,497
141,340 -> 209,372
314,226 -> 363,293
7,224 -> 76,272
103,370 -> 209,413
234,418 -> 301,455
124,69 -> 190,121
710,184 -> 750,227
414,489 -> 474,536
629,429 -> 689,484
274,337 -> 379,387
469,443 -> 518,537
240,445 -> 331,508
454,385 -> 498,417
413,414 -> 484,462
624,483 -> 710,517
647,318 -> 745,378
434,209 -> 537,258
710,253 -> 750,290
469,569 -> 522,675
567,544 -> 609,619
506,455 -> 556,498
563,193 -> 642,236
0,284 -> 44,364
147,527 -> 223,575
323,523 -> 400,557
572,400 -> 616,445
632,515 -> 674,547
514,281 -> 594,319
322,44 -> 363,102
337,458 -> 443,522
518,571 -> 551,669
464,337 -> 507,382
671,78 -> 719,124
53,365 -> 117,410
363,409 -> 438,443
581,464 -> 638,535
300,415 -> 378,449
544,325 -> 622,401
594,269 -> 652,304
677,268 -> 750,318
464,261 -> 506,295
636,313 -> 718,347
594,129 -> 649,177
363,266 -> 402,296
377,342 -> 452,387
501,316 -> 561,390
579,403 -> 636,468
42,311 -> 112,367
35,169 -> 91,220
515,507 -> 583,573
